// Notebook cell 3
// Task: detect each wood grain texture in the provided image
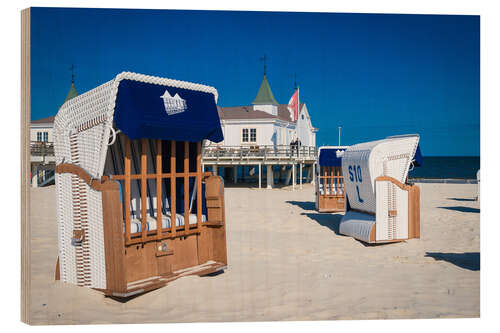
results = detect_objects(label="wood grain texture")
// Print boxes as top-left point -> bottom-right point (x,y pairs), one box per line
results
55,135 -> 228,297
375,175 -> 412,191
124,139 -> 131,243
408,184 -> 421,239
21,7 -> 31,324
55,163 -> 118,191
55,256 -> 60,281
317,166 -> 345,212
170,141 -> 176,236
196,142 -> 202,230
141,139 -> 147,241
101,180 -> 127,293
184,142 -> 189,231
156,140 -> 162,237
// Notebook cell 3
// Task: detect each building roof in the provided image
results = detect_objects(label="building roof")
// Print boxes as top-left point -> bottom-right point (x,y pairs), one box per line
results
31,80 -> 79,126
64,82 -> 79,103
31,116 -> 55,124
218,103 -> 304,123
217,106 -> 275,120
251,75 -> 278,106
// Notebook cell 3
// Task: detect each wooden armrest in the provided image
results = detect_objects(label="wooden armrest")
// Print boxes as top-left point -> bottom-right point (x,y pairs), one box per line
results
375,176 -> 411,191
202,171 -> 214,180
55,163 -> 118,192
388,210 -> 398,217
203,221 -> 224,227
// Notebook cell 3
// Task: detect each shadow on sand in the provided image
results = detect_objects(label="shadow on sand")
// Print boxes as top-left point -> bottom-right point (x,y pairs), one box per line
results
106,292 -> 150,303
301,212 -> 402,247
447,197 -> 477,202
286,200 -> 316,211
301,212 -> 343,235
425,252 -> 480,271
438,206 -> 480,213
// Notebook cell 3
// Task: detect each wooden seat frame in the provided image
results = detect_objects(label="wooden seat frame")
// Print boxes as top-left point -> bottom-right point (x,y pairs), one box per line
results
317,166 -> 345,213
55,137 -> 228,298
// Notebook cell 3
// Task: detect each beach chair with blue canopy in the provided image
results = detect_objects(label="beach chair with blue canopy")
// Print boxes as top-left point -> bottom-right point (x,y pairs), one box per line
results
54,72 -> 228,297
315,146 -> 348,212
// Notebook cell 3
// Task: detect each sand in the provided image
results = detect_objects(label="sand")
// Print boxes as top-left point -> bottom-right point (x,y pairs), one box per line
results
28,182 -> 480,324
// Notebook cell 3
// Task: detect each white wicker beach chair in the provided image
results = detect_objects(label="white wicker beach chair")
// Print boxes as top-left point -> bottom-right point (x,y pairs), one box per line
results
339,134 -> 421,243
54,72 -> 227,297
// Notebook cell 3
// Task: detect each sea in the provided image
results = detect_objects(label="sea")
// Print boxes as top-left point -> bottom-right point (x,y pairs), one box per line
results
212,156 -> 480,184
408,156 -> 480,182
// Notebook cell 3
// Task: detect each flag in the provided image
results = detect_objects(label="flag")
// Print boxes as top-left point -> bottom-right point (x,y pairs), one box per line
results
287,90 -> 298,121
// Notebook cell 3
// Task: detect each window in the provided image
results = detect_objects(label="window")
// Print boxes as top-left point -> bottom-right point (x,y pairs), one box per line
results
242,128 -> 248,142
37,131 -> 48,142
250,128 -> 256,142
242,128 -> 256,143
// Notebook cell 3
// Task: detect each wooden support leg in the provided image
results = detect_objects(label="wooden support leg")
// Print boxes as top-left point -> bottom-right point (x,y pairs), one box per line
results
300,163 -> 303,189
266,164 -> 273,189
258,163 -> 261,189
55,256 -> 60,280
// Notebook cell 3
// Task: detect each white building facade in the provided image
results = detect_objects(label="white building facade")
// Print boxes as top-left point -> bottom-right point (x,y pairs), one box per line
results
203,74 -> 318,189
215,75 -> 317,148
30,81 -> 79,187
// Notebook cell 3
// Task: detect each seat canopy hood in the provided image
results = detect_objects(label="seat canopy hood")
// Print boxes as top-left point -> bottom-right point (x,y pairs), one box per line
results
341,134 -> 420,214
318,146 -> 348,167
112,73 -> 223,143
413,144 -> 423,167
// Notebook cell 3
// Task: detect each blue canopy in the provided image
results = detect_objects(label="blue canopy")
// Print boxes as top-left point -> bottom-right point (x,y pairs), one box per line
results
413,145 -> 423,167
318,148 -> 346,167
113,79 -> 223,142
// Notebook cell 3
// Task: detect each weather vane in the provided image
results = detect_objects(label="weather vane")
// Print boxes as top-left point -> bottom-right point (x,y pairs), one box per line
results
70,64 -> 75,83
260,54 -> 267,76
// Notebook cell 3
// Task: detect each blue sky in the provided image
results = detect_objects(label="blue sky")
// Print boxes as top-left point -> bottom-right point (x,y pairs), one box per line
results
30,8 -> 479,156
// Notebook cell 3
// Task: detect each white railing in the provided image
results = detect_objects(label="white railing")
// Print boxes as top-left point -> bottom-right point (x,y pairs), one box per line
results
30,141 -> 55,156
203,144 -> 317,161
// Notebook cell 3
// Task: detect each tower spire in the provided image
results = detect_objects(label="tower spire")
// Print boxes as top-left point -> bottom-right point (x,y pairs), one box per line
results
63,64 -> 79,104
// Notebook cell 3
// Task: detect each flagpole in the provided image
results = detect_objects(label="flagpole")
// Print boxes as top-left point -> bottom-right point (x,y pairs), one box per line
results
294,73 -> 298,124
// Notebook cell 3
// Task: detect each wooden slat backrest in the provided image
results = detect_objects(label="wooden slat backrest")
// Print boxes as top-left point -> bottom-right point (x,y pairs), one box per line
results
124,137 -> 131,243
170,141 -> 177,237
318,165 -> 344,199
184,142 -> 190,232
323,166 -> 327,194
140,139 -> 147,241
113,136 -> 210,245
196,142 -> 202,230
156,139 -> 162,238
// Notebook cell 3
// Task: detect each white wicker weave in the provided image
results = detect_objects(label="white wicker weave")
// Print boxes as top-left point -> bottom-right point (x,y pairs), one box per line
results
339,135 -> 419,242
54,72 -> 219,289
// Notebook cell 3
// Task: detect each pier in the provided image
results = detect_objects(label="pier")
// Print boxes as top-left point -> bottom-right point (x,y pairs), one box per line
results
202,144 -> 317,189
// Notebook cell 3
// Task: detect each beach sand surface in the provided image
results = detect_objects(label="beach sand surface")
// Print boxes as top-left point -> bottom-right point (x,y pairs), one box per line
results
28,183 -> 479,324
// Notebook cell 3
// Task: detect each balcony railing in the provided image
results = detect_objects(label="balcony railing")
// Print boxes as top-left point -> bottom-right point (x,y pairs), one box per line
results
29,141 -> 318,162
30,141 -> 55,156
202,144 -> 317,161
